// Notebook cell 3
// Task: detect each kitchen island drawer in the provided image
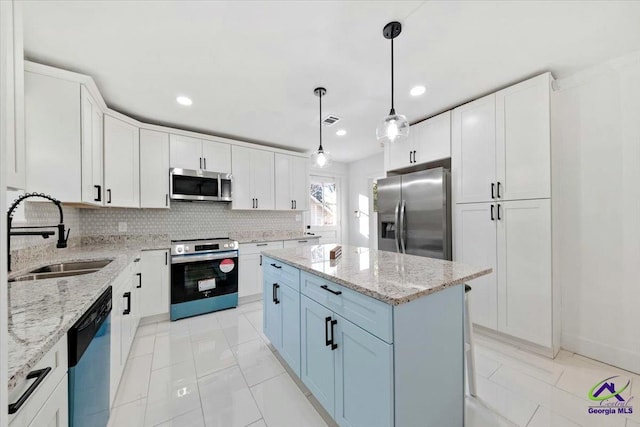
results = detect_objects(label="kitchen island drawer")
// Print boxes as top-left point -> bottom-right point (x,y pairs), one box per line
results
301,271 -> 392,344
263,256 -> 300,291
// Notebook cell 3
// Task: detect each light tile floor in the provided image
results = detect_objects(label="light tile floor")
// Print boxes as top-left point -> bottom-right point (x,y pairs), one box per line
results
108,301 -> 639,427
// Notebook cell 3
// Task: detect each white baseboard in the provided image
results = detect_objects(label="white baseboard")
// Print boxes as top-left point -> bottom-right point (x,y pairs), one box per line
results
474,324 -> 557,358
561,332 -> 640,374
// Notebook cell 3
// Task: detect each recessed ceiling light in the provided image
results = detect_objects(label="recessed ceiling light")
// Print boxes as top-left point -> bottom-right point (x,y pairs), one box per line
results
410,85 -> 426,97
336,129 -> 347,136
176,96 -> 192,106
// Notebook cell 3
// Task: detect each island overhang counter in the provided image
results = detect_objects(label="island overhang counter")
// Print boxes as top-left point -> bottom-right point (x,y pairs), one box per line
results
260,244 -> 491,427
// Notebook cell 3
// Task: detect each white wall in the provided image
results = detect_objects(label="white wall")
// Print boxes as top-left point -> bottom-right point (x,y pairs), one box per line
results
552,51 -> 640,373
346,152 -> 384,249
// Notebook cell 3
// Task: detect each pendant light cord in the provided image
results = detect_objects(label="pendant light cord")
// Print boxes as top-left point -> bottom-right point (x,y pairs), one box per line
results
318,90 -> 323,151
390,37 -> 395,114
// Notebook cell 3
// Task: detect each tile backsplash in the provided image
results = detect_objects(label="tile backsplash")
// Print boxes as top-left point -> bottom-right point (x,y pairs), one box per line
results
9,202 -> 81,250
80,201 -> 303,240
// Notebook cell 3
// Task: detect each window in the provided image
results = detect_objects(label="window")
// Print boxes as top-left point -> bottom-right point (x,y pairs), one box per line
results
309,176 -> 337,227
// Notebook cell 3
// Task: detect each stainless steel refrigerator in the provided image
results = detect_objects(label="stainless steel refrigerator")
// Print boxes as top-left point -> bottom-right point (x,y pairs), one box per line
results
377,167 -> 452,260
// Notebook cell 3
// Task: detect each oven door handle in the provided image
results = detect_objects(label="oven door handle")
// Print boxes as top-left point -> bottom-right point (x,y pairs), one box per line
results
171,251 -> 238,264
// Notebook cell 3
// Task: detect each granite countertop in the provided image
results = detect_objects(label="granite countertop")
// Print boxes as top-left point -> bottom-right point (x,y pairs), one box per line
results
230,231 -> 321,244
7,240 -> 169,392
262,244 -> 491,306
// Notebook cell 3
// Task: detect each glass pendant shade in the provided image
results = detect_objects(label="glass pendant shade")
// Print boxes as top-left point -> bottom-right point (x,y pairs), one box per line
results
311,148 -> 332,169
376,112 -> 409,143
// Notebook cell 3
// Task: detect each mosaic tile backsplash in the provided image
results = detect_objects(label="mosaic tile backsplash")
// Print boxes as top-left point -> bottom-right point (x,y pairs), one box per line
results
80,201 -> 303,240
9,202 -> 81,250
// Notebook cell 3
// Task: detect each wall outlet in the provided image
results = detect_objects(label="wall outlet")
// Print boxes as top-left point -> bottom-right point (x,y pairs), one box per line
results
295,214 -> 302,222
118,222 -> 128,233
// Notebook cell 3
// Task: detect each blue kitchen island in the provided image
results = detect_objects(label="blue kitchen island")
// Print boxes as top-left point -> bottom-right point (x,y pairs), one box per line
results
261,244 -> 491,427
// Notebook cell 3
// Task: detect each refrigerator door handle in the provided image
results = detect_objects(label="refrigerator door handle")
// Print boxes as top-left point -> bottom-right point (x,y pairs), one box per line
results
394,201 -> 401,253
399,200 -> 407,253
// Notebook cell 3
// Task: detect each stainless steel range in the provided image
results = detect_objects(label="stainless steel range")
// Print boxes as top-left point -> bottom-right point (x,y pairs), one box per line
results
170,238 -> 239,321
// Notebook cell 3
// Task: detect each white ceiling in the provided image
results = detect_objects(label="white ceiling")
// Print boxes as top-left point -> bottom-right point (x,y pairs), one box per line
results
22,1 -> 640,163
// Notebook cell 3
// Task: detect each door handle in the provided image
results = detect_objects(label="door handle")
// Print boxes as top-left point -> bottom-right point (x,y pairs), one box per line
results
294,200 -> 297,209
256,243 -> 268,247
270,263 -> 282,269
399,200 -> 407,254
199,157 -> 203,169
252,198 -> 255,208
491,183 -> 495,199
490,204 -> 495,221
165,251 -> 168,265
272,283 -> 280,304
256,198 -> 258,209
166,194 -> 169,207
8,367 -> 52,414
136,272 -> 142,288
320,284 -> 342,295
291,200 -> 294,209
204,158 -> 207,170
413,150 -> 417,163
394,201 -> 401,253
259,255 -> 262,266
497,182 -> 502,198
497,203 -> 502,220
123,292 -> 131,315
409,151 -> 412,164
107,189 -> 112,204
324,317 -> 337,350
94,185 -> 102,202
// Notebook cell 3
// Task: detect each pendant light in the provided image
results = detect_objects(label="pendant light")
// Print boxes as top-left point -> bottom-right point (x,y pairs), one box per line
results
376,21 -> 409,144
311,87 -> 332,168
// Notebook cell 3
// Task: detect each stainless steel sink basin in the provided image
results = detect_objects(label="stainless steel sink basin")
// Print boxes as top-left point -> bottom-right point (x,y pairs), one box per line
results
9,259 -> 113,282
28,260 -> 112,274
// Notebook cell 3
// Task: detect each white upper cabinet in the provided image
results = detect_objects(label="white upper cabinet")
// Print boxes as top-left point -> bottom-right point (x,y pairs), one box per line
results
80,85 -> 103,206
104,115 -> 140,208
25,71 -> 82,202
140,129 -> 170,208
169,134 -> 231,173
275,153 -> 309,210
496,73 -> 551,201
231,145 -> 274,210
385,111 -> 451,172
452,93 -> 497,204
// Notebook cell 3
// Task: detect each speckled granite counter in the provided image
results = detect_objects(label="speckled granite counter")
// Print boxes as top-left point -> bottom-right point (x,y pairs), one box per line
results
7,239 -> 169,392
262,244 -> 491,306
229,230 -> 320,244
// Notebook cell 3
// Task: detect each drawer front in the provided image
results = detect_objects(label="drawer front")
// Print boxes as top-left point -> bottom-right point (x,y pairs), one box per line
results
240,241 -> 284,255
301,272 -> 393,343
9,336 -> 68,426
263,257 -> 300,291
282,238 -> 319,248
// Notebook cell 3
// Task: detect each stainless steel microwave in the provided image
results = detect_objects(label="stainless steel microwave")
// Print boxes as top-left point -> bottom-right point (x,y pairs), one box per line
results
170,168 -> 232,202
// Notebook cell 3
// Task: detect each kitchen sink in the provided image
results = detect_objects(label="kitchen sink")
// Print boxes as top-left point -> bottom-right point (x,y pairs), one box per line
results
28,260 -> 112,274
9,259 -> 113,282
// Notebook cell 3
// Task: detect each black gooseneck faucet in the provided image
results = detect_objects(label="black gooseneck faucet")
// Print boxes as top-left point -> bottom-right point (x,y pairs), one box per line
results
7,193 -> 69,272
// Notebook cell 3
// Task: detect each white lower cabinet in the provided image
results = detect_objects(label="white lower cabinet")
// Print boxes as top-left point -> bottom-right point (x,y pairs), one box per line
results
282,237 -> 319,248
239,241 -> 283,298
455,198 -> 554,350
8,337 -> 68,427
139,249 -> 170,317
110,264 -> 136,406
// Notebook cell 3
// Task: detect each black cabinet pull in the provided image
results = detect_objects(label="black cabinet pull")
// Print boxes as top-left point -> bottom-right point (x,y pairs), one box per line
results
413,150 -> 417,163
271,263 -> 282,269
321,284 -> 342,295
497,203 -> 502,220
204,158 -> 207,170
491,183 -> 495,199
294,200 -> 297,209
136,272 -> 142,288
256,198 -> 258,209
259,255 -> 262,266
199,157 -> 203,169
325,317 -> 337,350
409,151 -> 412,164
272,283 -> 280,304
256,243 -> 268,247
107,189 -> 112,204
8,367 -> 52,414
165,252 -> 168,265
166,194 -> 169,207
490,204 -> 495,221
94,185 -> 102,202
497,182 -> 502,198
123,292 -> 131,315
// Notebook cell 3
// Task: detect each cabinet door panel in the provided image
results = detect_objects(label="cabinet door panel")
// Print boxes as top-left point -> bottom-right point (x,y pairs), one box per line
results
279,284 -> 301,376
104,115 -> 140,207
140,250 -> 170,317
413,111 -> 450,165
452,94 -> 496,203
239,253 -> 262,297
252,149 -> 275,210
202,140 -> 231,173
263,272 -> 282,349
300,295 -> 335,416
385,138 -> 412,172
496,73 -> 551,201
274,153 -> 292,210
169,134 -> 202,170
334,314 -> 393,427
231,145 -> 253,209
454,203 -> 498,329
497,199 -> 552,347
81,86 -> 103,206
27,376 -> 68,427
140,129 -> 170,208
291,156 -> 310,210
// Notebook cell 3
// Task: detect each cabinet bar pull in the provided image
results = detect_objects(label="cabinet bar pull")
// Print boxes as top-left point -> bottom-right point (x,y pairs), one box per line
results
256,198 -> 258,209
8,367 -> 52,414
321,284 -> 342,295
272,283 -> 280,304
256,243 -> 268,247
204,158 -> 207,170
491,183 -> 495,199
497,203 -> 502,220
497,182 -> 502,198
136,272 -> 142,288
259,255 -> 262,266
199,157 -> 203,169
325,316 -> 332,347
413,150 -> 417,163
165,252 -> 168,265
330,318 -> 338,350
298,240 -> 308,243
107,189 -> 112,204
294,200 -> 297,209
409,151 -> 412,164
270,263 -> 282,269
166,194 -> 169,207
123,292 -> 131,315
490,204 -> 495,221
94,185 -> 102,202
